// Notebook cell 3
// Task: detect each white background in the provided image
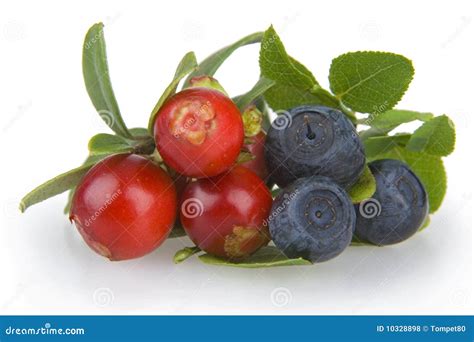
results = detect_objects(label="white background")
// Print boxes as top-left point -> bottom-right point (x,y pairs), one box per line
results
1,0 -> 472,314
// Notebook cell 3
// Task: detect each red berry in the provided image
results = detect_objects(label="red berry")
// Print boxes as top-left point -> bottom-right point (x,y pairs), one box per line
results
154,88 -> 244,178
70,154 -> 177,261
180,166 -> 272,259
241,132 -> 269,181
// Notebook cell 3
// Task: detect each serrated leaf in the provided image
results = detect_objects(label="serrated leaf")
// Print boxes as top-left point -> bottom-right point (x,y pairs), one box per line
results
406,115 -> 455,156
174,246 -> 201,264
184,32 -> 263,87
259,26 -> 316,89
20,161 -> 99,212
369,147 -> 446,213
88,133 -> 133,155
82,23 -> 131,138
148,52 -> 198,132
234,77 -> 275,111
329,51 -> 414,114
363,133 -> 411,159
348,165 -> 376,203
264,82 -> 339,111
198,246 -> 312,268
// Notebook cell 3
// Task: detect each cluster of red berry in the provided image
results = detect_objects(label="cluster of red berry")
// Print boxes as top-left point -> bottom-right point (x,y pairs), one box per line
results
70,85 -> 272,261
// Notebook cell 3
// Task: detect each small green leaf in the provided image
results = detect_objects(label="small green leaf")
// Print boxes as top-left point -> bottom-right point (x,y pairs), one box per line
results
260,26 -> 316,89
369,147 -> 446,213
364,110 -> 433,132
174,246 -> 201,264
129,127 -> 150,138
363,133 -> 411,159
234,77 -> 275,111
147,52 -> 197,132
236,151 -> 255,164
20,161 -> 99,212
82,23 -> 131,138
184,32 -> 263,87
348,165 -> 376,203
329,51 -> 414,113
198,246 -> 312,268
406,115 -> 455,156
88,133 -> 133,155
264,82 -> 339,111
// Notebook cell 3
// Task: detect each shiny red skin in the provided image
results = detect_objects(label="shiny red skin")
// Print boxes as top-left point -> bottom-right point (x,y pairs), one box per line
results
241,132 -> 269,181
154,88 -> 244,178
180,166 -> 272,259
70,154 -> 177,261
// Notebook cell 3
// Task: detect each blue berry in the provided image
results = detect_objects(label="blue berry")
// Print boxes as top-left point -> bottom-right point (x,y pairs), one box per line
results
355,159 -> 429,245
264,105 -> 365,189
269,176 -> 355,263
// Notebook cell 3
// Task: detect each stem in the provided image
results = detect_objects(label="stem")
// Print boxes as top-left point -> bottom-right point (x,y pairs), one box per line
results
304,115 -> 316,139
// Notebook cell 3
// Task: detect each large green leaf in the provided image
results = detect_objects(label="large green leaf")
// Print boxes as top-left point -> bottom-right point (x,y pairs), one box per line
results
259,26 -> 316,89
183,32 -> 263,87
147,52 -> 197,131
329,51 -> 414,114
264,82 -> 339,111
82,23 -> 131,138
363,133 -> 411,159
198,246 -> 312,268
406,115 -> 455,156
20,160 -> 101,212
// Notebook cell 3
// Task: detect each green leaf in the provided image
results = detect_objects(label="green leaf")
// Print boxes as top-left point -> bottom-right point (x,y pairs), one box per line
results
168,223 -> 187,238
174,246 -> 201,264
147,52 -> 197,132
329,51 -> 414,113
20,161 -> 99,212
82,23 -> 131,138
363,133 -> 411,159
198,246 -> 312,268
406,115 -> 455,156
259,26 -> 316,89
184,32 -> 263,87
264,82 -> 339,111
88,133 -> 133,155
236,151 -> 255,164
347,165 -> 376,203
364,110 -> 433,132
129,127 -> 150,138
418,215 -> 431,232
369,147 -> 446,213
234,77 -> 275,111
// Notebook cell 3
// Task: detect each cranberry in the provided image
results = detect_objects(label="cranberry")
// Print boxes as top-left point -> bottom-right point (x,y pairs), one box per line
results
180,166 -> 272,259
241,132 -> 269,181
70,154 -> 177,261
154,88 -> 244,178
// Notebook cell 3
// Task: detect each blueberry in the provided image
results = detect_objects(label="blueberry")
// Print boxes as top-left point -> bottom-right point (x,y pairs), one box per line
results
264,105 -> 365,189
268,176 -> 355,263
355,159 -> 429,245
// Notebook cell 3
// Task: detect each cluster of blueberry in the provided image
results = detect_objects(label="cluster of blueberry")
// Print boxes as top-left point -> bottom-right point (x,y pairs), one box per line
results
266,106 -> 429,263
